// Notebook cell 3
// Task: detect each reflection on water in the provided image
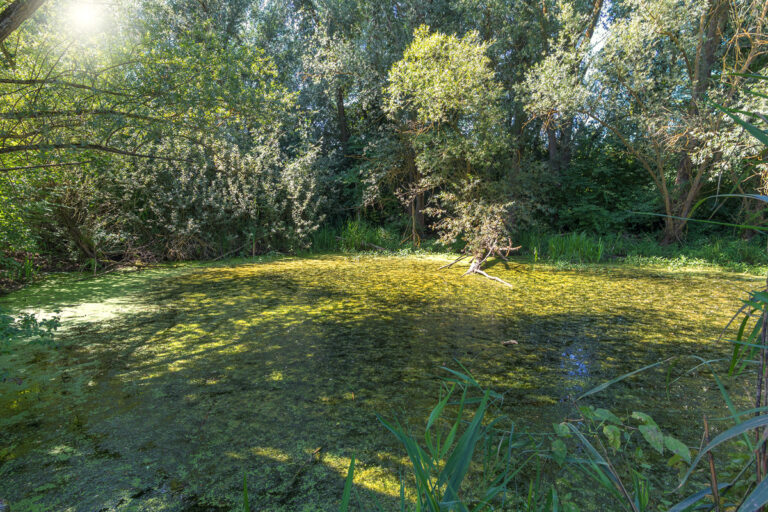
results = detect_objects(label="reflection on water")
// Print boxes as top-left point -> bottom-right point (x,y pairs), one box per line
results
560,345 -> 591,399
0,255 -> 760,510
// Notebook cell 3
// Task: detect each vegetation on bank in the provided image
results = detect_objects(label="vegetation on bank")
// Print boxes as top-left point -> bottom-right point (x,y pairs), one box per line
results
1,0 -> 766,288
4,225 -> 767,293
310,221 -> 768,274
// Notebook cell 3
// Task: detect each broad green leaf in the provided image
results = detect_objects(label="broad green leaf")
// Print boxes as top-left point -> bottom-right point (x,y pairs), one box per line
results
553,422 -> 570,437
638,425 -> 664,454
603,425 -> 621,451
631,412 -> 658,428
663,436 -> 690,463
594,408 -> 621,425
552,439 -> 567,465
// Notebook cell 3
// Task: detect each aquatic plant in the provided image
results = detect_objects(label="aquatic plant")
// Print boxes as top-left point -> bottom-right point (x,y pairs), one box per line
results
341,366 -> 541,512
0,255 -> 757,510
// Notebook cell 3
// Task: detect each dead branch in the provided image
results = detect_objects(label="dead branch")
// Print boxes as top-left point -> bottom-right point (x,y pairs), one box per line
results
474,269 -> 514,288
438,254 -> 468,270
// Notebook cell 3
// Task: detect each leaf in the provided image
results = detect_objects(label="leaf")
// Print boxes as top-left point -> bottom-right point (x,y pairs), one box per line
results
594,408 -> 621,425
638,425 -> 664,454
578,405 -> 596,420
711,100 -> 768,146
552,439 -> 567,465
242,471 -> 250,512
739,474 -> 768,511
427,384 -> 455,431
603,425 -> 621,451
678,415 -> 768,488
667,484 -> 731,512
631,412 -> 658,428
663,436 -> 690,464
553,422 -> 571,437
578,360 -> 668,400
340,456 -> 355,512
440,391 -> 490,506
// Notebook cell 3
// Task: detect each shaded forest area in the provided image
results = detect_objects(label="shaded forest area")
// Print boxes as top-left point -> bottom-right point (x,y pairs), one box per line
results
0,0 -> 767,285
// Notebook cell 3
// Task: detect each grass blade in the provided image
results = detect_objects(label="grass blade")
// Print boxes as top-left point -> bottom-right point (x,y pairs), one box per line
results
340,456 -> 355,512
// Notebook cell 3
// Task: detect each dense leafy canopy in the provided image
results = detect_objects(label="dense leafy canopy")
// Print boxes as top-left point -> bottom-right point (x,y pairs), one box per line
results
0,0 -> 765,269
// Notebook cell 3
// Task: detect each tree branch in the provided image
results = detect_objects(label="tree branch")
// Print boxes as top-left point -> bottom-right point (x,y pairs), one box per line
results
0,78 -> 133,97
0,143 -> 191,161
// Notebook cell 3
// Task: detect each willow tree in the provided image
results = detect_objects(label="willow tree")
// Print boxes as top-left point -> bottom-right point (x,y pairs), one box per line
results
386,25 -> 517,284
0,0 -> 322,261
523,0 -> 768,243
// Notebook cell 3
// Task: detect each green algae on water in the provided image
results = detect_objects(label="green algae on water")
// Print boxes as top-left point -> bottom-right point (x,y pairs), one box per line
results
0,255 -> 761,510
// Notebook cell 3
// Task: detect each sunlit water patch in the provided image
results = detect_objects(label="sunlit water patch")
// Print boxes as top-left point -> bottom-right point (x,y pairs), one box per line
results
0,255 -> 761,510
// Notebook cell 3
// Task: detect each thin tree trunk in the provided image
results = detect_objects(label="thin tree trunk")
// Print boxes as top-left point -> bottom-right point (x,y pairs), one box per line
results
335,86 -> 350,152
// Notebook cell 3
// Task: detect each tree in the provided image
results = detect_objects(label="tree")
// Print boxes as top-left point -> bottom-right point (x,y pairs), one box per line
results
386,25 -> 518,282
523,0 -> 768,242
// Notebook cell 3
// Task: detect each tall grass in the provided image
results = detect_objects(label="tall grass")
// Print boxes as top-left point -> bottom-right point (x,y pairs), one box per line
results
311,220 -> 407,253
517,230 -> 768,272
546,232 -> 605,263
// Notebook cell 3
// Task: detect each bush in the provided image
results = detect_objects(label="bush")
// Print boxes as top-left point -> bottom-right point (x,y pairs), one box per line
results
106,137 -> 324,259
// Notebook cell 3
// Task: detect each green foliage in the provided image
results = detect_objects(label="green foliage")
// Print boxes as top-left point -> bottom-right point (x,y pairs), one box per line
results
386,25 -> 513,256
546,233 -> 604,264
109,138 -> 323,259
343,367 -> 540,511
310,220 -> 402,253
386,25 -> 503,137
518,231 -> 768,272
0,254 -> 38,287
242,471 -> 250,512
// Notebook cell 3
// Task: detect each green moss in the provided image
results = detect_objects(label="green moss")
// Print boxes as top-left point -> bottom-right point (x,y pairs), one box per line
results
0,255 -> 760,510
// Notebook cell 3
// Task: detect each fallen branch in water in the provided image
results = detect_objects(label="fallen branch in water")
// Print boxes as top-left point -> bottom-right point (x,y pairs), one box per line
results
474,268 -> 514,288
442,243 -> 520,288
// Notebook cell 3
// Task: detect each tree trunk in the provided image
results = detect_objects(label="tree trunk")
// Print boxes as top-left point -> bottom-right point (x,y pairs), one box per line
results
411,191 -> 425,242
0,0 -> 46,44
547,127 -> 560,174
660,216 -> 685,245
403,147 -> 424,243
335,85 -> 350,153
546,118 -> 573,175
692,0 -> 729,104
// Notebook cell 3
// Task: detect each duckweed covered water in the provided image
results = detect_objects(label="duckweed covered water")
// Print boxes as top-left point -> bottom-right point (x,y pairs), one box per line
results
0,255 -> 762,510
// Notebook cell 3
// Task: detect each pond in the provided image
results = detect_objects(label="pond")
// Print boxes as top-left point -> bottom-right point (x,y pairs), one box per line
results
0,255 -> 762,510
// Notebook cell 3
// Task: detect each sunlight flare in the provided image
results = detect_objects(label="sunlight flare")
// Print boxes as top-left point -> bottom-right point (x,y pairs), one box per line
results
68,1 -> 103,33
